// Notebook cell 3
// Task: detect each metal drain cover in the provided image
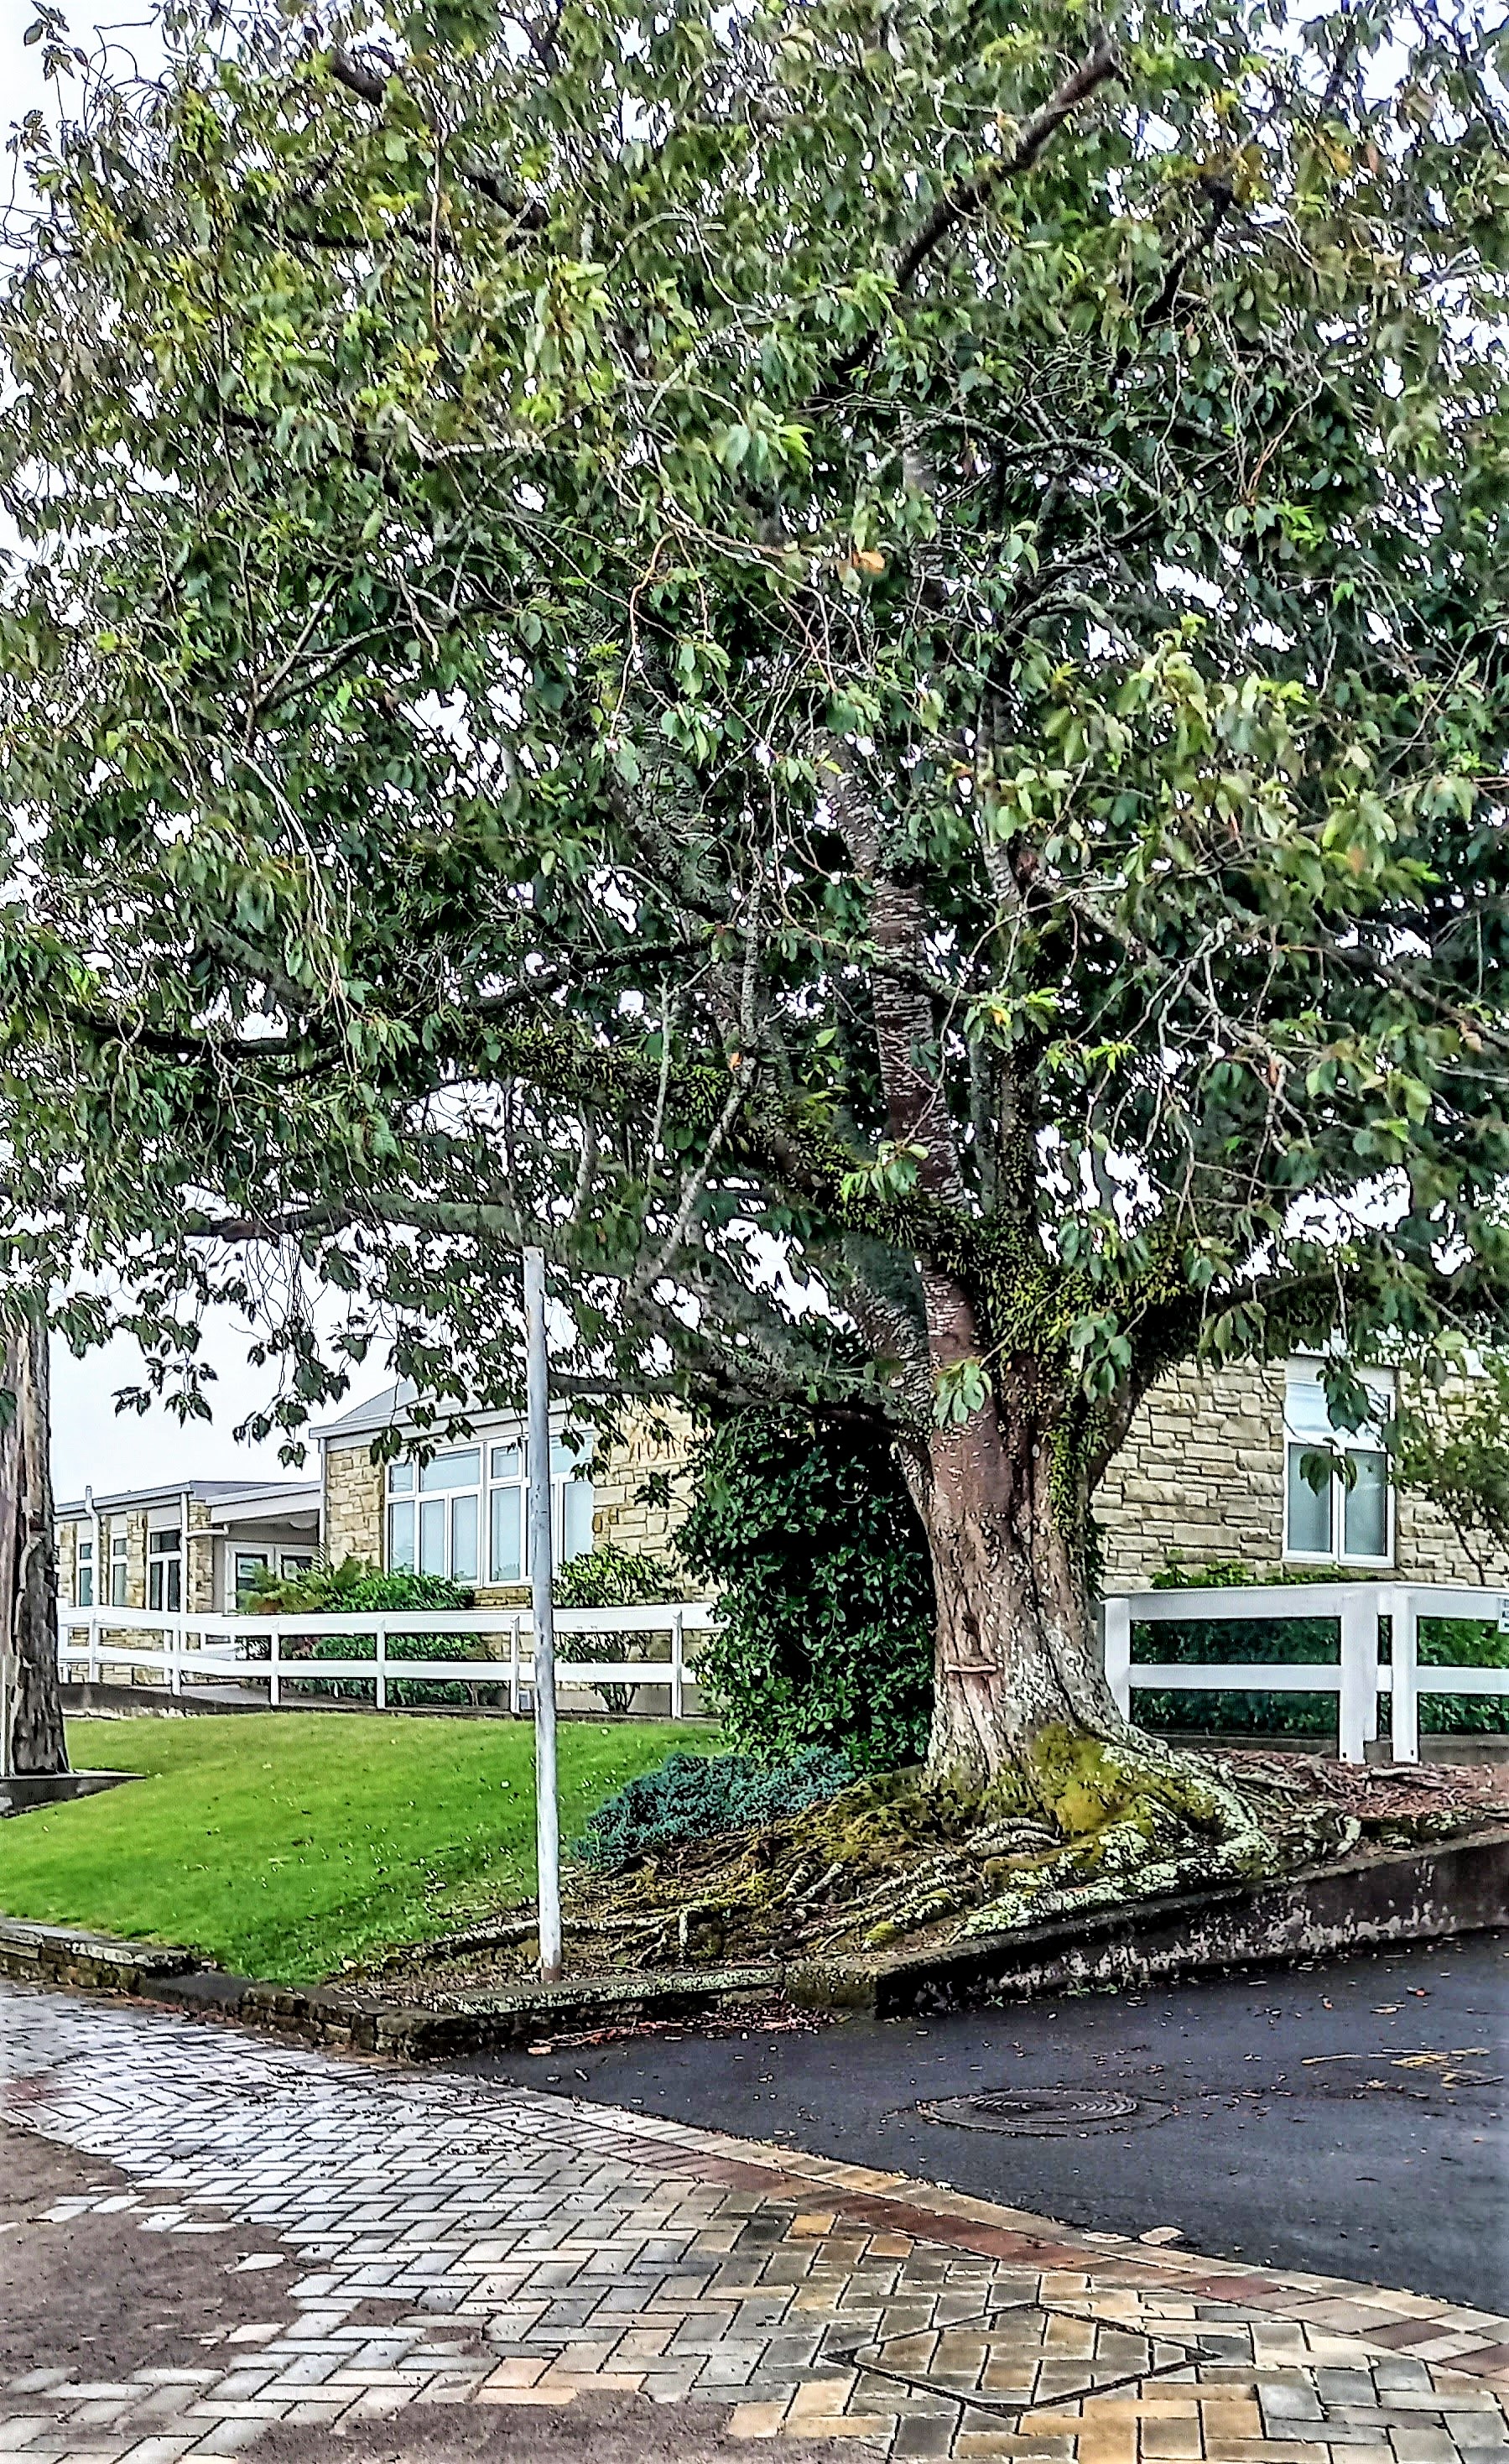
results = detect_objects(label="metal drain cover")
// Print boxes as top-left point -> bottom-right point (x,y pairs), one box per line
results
918,2087 -> 1166,2135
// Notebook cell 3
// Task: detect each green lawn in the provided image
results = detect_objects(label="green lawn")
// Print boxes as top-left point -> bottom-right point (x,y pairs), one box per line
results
0,1714 -> 703,1985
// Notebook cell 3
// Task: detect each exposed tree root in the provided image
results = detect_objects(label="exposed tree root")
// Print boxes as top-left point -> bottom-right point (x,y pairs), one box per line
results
365,1743 -> 1502,1997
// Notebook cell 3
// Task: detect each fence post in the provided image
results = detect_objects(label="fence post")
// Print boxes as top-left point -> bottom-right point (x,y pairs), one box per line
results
1337,1591 -> 1375,1763
1102,1596 -> 1132,1722
509,1616 -> 521,1716
671,1610 -> 685,1720
169,1617 -> 182,1699
1387,1586 -> 1420,1765
376,1624 -> 388,1711
87,1614 -> 100,1689
269,1626 -> 281,1709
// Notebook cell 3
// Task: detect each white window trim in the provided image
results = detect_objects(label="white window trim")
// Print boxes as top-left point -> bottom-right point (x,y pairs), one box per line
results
383,1416 -> 593,1584
1282,1365 -> 1395,1568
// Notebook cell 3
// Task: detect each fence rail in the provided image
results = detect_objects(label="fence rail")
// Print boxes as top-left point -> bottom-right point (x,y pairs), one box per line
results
58,1583 -> 1509,1760
1102,1581 -> 1509,1764
55,1603 -> 717,1719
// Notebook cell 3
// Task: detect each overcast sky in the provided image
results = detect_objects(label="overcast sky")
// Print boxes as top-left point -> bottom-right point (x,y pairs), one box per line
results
4,0 -> 396,1498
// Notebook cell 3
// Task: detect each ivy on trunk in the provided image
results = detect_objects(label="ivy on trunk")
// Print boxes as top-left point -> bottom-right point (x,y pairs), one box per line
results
4,0 -> 1509,1822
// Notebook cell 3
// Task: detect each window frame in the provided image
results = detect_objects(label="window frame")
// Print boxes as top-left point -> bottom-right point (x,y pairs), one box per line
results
75,1535 -> 95,1609
109,1531 -> 129,1607
385,1424 -> 594,1584
1282,1366 -> 1395,1569
148,1526 -> 183,1614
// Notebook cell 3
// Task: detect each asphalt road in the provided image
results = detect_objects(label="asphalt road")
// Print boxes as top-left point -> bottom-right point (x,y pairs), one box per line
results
469,1930 -> 1509,2314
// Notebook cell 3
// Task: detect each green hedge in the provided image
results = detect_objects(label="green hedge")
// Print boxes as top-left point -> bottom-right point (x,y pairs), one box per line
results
287,1628 -> 505,1709
1133,1557 -> 1509,1735
676,1410 -> 933,1768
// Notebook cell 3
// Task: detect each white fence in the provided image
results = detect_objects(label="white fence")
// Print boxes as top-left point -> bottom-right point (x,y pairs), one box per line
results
55,1603 -> 717,1719
1104,1581 -> 1509,1765
57,1584 -> 1509,1761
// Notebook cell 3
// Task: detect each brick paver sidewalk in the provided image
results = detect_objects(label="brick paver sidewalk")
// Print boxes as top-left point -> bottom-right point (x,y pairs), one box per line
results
1,1981 -> 1506,2461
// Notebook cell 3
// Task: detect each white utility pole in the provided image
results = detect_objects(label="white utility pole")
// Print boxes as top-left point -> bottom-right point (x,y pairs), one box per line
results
523,1247 -> 563,1982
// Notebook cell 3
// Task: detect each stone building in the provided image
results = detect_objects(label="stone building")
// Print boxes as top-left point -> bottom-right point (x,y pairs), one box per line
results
54,1479 -> 322,1615
1095,1355 -> 1508,1590
314,1385 -> 699,1605
57,1355 -> 1503,1612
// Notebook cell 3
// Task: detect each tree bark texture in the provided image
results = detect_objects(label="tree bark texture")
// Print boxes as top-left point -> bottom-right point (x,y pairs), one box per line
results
0,1305 -> 69,1776
907,1272 -> 1124,1791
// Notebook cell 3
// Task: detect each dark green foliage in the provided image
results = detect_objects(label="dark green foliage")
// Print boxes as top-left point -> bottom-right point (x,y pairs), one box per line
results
267,1565 -> 482,1705
299,1628 -> 501,1709
574,1747 -> 853,1873
1136,1557 -> 1509,1737
247,1557 -> 473,1617
554,1544 -> 679,1711
677,1413 -> 934,1769
554,1545 -> 673,1607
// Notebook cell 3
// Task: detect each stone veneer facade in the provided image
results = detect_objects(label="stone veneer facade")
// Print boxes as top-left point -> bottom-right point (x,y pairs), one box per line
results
322,1371 -> 1505,1597
1095,1359 -> 1509,1590
320,1404 -> 698,1602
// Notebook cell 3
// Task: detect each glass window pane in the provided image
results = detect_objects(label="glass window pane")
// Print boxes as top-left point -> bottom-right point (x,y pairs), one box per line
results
419,1497 -> 447,1573
388,1499 -> 415,1572
235,1553 -> 268,1610
563,1481 -> 595,1563
149,1529 -> 181,1554
111,1559 -> 127,1607
168,1560 -> 181,1612
490,1486 -> 522,1582
77,1564 -> 94,1607
148,1561 -> 162,1611
1284,1375 -> 1333,1440
550,1430 -> 587,1476
1287,1445 -> 1333,1555
78,1538 -> 92,1562
1344,1451 -> 1389,1560
388,1461 -> 414,1494
490,1440 -> 522,1481
419,1447 -> 481,1492
451,1492 -> 479,1581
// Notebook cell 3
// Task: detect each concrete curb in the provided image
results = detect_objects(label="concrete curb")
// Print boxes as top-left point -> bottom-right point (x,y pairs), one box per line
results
1,1823 -> 1503,2056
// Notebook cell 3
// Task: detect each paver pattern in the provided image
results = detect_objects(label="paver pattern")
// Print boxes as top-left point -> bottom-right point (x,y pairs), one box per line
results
1,1982 -> 1506,2462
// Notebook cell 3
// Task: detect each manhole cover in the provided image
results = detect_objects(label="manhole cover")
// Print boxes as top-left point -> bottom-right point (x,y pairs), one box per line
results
917,2087 -> 1167,2135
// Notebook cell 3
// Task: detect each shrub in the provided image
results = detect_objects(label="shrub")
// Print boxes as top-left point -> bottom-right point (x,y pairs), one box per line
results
575,1747 -> 853,1872
252,1564 -> 483,1706
675,1411 -> 934,1768
1136,1555 -> 1509,1737
554,1545 -> 679,1713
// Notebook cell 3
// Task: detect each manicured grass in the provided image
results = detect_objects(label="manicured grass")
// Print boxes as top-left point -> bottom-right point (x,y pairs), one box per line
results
0,1715 -> 707,1985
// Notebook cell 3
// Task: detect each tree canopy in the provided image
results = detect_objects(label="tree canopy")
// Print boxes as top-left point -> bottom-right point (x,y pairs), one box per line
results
3,0 -> 1509,1502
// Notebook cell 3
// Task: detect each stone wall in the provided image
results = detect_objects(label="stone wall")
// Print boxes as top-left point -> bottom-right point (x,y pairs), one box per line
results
1097,1358 -> 1509,1591
322,1404 -> 696,1591
324,1445 -> 387,1565
1096,1361 -> 1287,1586
590,1405 -> 696,1568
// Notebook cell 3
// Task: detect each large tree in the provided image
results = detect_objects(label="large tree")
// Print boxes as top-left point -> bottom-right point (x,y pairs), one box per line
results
0,1304 -> 68,1777
4,0 -> 1509,1840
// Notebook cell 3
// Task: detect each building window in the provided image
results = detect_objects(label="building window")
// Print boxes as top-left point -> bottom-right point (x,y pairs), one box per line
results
110,1532 -> 128,1607
148,1527 -> 183,1612
75,1537 -> 94,1608
1283,1367 -> 1393,1565
387,1431 -> 593,1583
234,1551 -> 269,1610
280,1551 -> 315,1580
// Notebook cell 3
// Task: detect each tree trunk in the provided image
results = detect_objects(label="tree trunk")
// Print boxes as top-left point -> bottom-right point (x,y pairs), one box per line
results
906,1272 -> 1123,1793
0,1304 -> 69,1776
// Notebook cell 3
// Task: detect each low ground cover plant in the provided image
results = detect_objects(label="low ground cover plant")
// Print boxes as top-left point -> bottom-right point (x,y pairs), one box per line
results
575,1747 -> 854,1873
